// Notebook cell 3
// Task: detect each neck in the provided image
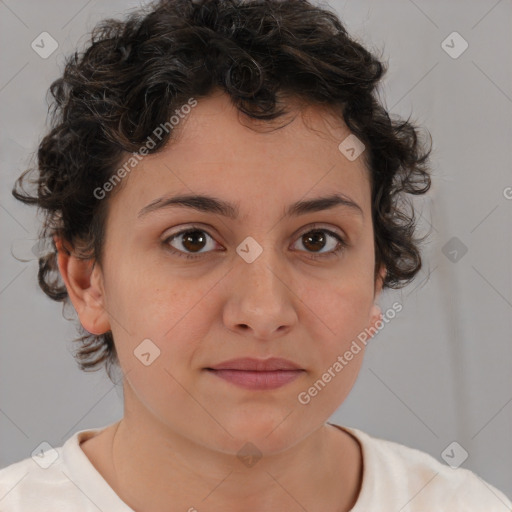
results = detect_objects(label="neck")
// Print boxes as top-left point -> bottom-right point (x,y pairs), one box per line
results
105,413 -> 361,512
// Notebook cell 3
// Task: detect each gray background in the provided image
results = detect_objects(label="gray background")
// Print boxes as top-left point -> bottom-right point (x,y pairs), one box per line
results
1,0 -> 511,503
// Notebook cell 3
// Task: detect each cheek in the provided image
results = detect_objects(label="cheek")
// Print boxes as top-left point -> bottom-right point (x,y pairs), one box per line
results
293,284 -> 372,417
300,271 -> 375,340
103,250 -> 212,334
102,267 -> 215,393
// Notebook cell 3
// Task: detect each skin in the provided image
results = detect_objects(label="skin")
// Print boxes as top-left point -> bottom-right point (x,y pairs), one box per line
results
57,89 -> 386,512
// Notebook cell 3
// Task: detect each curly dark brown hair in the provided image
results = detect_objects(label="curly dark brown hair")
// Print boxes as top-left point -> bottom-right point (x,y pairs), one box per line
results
12,0 -> 432,381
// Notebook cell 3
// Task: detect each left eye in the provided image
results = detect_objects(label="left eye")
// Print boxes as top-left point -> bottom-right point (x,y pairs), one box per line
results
291,228 -> 346,258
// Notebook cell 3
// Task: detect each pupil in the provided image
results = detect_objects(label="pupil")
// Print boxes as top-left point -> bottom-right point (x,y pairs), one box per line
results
183,230 -> 206,252
304,231 -> 325,252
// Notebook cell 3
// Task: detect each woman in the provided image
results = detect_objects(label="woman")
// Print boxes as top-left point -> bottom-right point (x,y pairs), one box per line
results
2,0 -> 511,510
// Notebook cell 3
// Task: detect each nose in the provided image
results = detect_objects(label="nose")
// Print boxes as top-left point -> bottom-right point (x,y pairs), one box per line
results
222,241 -> 298,341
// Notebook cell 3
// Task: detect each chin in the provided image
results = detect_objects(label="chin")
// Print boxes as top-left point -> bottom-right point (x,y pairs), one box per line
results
211,412 -> 305,455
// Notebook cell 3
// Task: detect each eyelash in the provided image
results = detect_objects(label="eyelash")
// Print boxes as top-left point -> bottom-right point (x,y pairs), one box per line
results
162,224 -> 348,261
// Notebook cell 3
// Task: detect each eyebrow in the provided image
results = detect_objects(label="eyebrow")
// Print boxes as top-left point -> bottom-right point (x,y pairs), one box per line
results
137,192 -> 364,220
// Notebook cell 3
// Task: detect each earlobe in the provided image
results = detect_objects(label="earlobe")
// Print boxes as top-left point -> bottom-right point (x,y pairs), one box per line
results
374,264 -> 387,299
54,236 -> 111,335
369,303 -> 382,326
369,265 -> 386,331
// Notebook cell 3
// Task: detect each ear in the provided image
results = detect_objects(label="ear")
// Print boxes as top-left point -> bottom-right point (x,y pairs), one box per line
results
369,264 -> 387,329
54,236 -> 111,335
374,263 -> 387,300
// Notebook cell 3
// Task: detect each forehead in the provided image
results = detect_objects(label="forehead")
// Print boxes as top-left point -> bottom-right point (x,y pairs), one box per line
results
109,92 -> 371,220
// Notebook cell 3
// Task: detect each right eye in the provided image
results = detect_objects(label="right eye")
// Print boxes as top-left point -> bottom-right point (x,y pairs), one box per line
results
163,227 -> 222,260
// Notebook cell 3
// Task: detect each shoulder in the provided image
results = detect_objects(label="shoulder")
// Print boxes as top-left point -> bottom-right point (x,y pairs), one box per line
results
335,424 -> 512,511
0,425 -> 121,511
0,445 -> 72,510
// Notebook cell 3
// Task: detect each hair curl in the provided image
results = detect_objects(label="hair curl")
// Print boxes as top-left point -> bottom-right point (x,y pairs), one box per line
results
12,0 -> 432,381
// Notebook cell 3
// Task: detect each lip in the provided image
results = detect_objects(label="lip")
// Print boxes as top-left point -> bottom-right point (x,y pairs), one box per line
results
205,357 -> 305,390
207,357 -> 303,371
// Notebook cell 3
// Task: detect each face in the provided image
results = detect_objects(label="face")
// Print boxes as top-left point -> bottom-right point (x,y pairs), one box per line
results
86,91 -> 384,455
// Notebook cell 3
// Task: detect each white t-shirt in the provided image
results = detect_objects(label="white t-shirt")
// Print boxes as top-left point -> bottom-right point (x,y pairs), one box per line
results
1,421 -> 511,511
